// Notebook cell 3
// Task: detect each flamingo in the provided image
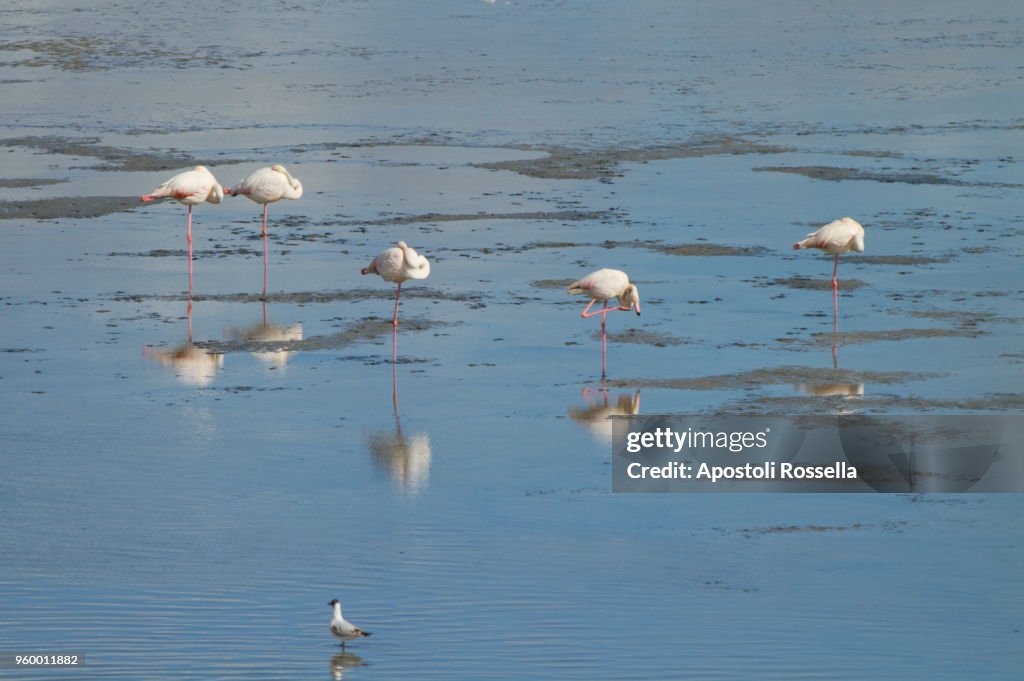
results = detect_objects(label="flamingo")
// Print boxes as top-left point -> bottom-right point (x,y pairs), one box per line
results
361,241 -> 431,359
567,268 -> 640,377
140,165 -> 224,292
225,165 -> 303,295
793,217 -> 865,330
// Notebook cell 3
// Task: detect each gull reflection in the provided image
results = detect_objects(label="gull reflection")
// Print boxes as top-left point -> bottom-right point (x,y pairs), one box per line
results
225,300 -> 303,369
143,298 -> 224,387
329,652 -> 367,680
570,381 -> 641,446
367,360 -> 432,494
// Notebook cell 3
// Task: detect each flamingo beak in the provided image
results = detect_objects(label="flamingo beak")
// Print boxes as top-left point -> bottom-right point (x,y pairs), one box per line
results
634,302 -> 641,316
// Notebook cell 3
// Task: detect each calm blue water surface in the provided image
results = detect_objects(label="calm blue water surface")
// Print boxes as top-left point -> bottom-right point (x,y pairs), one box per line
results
1,1 -> 1022,679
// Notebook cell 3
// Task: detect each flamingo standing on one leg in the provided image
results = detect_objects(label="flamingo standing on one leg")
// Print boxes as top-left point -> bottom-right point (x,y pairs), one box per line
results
793,217 -> 865,332
361,241 -> 431,361
141,166 -> 224,294
225,165 -> 303,296
567,268 -> 641,378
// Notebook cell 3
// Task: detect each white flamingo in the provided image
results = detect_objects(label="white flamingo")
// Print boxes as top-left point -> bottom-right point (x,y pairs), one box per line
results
793,217 -> 865,329
225,165 -> 303,294
568,268 -> 640,377
140,165 -> 224,292
361,241 -> 431,360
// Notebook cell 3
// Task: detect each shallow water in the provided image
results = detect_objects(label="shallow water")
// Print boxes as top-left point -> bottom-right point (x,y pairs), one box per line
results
1,1 -> 1023,679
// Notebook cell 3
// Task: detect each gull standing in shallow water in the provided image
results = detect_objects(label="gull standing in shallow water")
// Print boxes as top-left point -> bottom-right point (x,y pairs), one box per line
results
225,165 -> 303,296
793,217 -> 865,331
361,241 -> 431,360
567,268 -> 640,378
328,599 -> 372,650
140,165 -> 224,293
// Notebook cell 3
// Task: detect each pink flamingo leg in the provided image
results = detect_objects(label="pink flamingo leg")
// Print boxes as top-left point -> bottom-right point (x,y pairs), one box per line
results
581,298 -> 598,318
393,282 -> 402,328
262,203 -> 269,297
186,205 -> 194,295
832,254 -> 839,333
392,322 -> 398,364
600,300 -> 609,378
187,298 -> 193,344
601,327 -> 608,378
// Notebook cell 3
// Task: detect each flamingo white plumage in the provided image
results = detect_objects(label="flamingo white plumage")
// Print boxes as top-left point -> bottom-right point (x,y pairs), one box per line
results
361,241 -> 431,326
225,165 -> 303,295
793,217 -> 865,329
567,268 -> 640,377
361,241 -> 431,360
140,165 -> 224,291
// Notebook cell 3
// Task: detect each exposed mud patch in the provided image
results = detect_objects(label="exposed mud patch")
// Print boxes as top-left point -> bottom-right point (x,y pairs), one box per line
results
110,288 -> 483,304
753,165 -> 1023,189
853,255 -> 949,265
0,195 -> 137,220
733,393 -> 1024,413
763,276 -> 867,291
601,329 -> 689,347
0,178 -> 68,189
815,327 -> 987,344
342,209 -> 610,227
531,279 -> 575,290
521,240 -> 767,257
610,366 -> 933,391
0,37 -> 236,72
476,136 -> 794,180
0,136 -> 245,172
735,521 -> 910,537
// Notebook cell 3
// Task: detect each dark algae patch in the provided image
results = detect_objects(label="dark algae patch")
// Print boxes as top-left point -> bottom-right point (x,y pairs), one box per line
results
610,366 -> 934,390
476,136 -> 794,180
110,288 -> 484,305
0,196 -> 137,220
0,178 -> 67,188
0,136 -> 244,172
753,165 -> 1023,189
765,276 -> 867,291
521,240 -> 767,257
601,329 -> 690,347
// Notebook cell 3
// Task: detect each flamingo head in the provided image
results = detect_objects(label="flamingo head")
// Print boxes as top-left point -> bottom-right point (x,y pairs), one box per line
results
621,284 -> 641,316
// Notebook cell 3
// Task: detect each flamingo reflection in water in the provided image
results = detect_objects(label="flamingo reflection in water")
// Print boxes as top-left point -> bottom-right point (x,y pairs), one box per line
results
143,298 -> 224,387
225,300 -> 303,370
366,356 -> 432,494
569,381 -> 641,446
